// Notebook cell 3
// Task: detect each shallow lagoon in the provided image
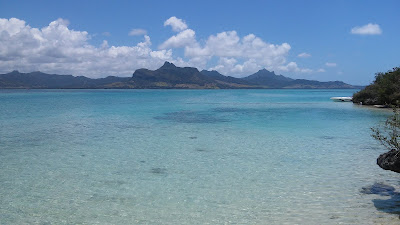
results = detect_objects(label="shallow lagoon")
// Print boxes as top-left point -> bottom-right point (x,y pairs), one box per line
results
1,89 -> 399,224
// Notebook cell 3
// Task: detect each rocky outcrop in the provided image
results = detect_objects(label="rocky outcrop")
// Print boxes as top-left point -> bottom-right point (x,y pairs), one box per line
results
377,149 -> 400,173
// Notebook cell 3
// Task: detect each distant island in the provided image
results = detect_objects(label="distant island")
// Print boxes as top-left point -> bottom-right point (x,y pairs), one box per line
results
0,62 -> 361,89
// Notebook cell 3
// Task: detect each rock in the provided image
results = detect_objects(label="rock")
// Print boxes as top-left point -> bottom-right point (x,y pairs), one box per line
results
377,149 -> 400,173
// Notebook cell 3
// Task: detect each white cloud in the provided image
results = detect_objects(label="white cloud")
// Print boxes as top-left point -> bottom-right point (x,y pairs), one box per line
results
129,28 -> 147,36
0,18 -> 172,77
351,23 -> 382,35
325,62 -> 337,67
180,31 -> 296,75
297,52 -> 311,58
164,16 -> 188,32
101,40 -> 109,49
159,29 -> 196,49
278,62 -> 313,73
317,68 -> 326,73
0,16 -> 317,78
158,26 -> 299,75
205,31 -> 242,57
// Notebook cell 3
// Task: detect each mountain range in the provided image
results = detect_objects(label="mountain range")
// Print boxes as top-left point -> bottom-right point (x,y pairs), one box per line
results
0,62 -> 361,89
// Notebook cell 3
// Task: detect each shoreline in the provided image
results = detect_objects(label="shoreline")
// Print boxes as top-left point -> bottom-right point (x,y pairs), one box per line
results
352,103 -> 394,112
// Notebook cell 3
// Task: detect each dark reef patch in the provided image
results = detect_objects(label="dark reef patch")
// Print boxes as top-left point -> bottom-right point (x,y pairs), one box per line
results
154,111 -> 230,123
372,196 -> 400,215
115,124 -> 144,130
212,108 -> 245,113
361,182 -> 400,216
361,182 -> 396,196
319,136 -> 336,140
150,167 -> 167,175
211,106 -> 385,122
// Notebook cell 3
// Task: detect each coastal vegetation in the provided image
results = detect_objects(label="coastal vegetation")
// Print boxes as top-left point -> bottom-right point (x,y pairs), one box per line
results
353,67 -> 400,106
353,67 -> 400,172
361,67 -> 400,173
373,108 -> 400,173
372,108 -> 400,152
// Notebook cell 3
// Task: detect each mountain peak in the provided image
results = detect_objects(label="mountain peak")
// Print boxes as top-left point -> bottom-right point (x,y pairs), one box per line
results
9,70 -> 20,74
243,68 -> 294,87
257,68 -> 276,75
160,61 -> 176,69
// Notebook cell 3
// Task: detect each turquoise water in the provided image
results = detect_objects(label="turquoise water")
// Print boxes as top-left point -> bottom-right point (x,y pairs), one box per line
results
0,89 -> 399,224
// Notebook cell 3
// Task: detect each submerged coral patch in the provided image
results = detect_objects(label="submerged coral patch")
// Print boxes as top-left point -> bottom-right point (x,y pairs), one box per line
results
211,107 -> 289,117
361,182 -> 400,215
150,168 -> 167,175
154,111 -> 230,123
319,136 -> 336,140
361,182 -> 396,196
372,196 -> 400,215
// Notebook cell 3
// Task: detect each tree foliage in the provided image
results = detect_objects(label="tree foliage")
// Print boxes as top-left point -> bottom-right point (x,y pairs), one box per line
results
353,67 -> 400,106
371,108 -> 400,151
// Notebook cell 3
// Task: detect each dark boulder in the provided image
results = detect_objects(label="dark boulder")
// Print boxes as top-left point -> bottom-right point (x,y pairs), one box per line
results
377,149 -> 400,173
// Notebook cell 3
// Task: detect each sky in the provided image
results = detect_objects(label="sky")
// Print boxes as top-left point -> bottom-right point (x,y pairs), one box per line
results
0,0 -> 399,85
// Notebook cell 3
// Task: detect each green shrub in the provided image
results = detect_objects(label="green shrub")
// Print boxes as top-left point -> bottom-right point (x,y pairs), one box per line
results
353,67 -> 400,106
371,108 -> 400,151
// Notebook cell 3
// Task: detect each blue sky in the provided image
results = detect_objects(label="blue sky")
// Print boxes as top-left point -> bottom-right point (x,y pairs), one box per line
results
0,0 -> 399,85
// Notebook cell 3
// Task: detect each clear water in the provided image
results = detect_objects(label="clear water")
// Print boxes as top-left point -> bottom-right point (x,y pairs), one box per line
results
0,89 -> 399,224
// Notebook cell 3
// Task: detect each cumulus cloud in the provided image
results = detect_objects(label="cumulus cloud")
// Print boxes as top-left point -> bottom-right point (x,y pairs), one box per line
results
278,62 -> 313,74
297,52 -> 311,58
0,18 -> 172,77
159,16 -> 309,76
325,62 -> 337,67
209,58 -> 262,76
129,28 -> 147,36
159,29 -> 196,49
181,31 -> 298,76
351,23 -> 382,35
0,16 -> 316,78
164,16 -> 188,32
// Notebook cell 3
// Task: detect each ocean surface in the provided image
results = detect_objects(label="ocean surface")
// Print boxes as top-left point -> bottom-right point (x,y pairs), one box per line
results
1,89 -> 399,224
